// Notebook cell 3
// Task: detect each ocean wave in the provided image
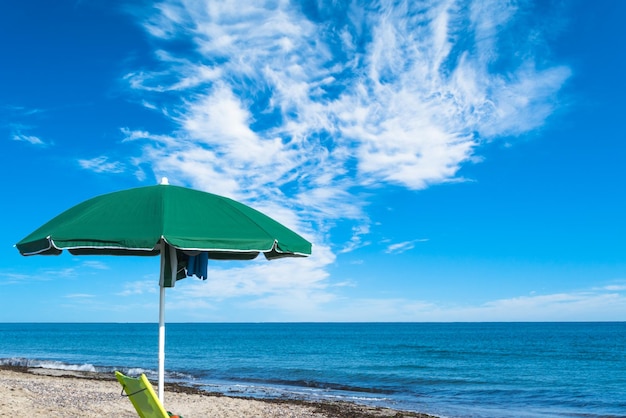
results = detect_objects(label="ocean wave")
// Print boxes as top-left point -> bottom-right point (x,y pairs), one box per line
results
0,357 -> 194,384
0,357 -> 97,372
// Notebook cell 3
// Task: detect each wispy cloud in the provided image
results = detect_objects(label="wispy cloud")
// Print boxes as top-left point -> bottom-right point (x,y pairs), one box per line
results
81,261 -> 110,270
163,282 -> 626,322
12,132 -> 46,146
594,281 -> 626,292
3,104 -> 44,116
78,156 -> 125,174
1,268 -> 79,285
117,0 -> 570,305
161,245 -> 337,320
339,225 -> 372,254
286,285 -> 626,322
0,272 -> 32,285
385,239 -> 429,254
117,280 -> 159,296
177,247 -> 334,300
125,1 -> 569,194
4,106 -> 49,146
65,293 -> 95,299
41,267 -> 77,279
454,289 -> 626,321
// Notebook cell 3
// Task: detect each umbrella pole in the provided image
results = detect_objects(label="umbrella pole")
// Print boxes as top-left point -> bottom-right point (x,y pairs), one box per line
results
158,282 -> 165,403
158,242 -> 166,404
159,175 -> 169,402
158,241 -> 178,404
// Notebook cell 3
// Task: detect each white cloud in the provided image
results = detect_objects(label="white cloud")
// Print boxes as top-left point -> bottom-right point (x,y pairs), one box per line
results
594,282 -> 626,291
385,239 -> 429,254
8,115 -> 49,146
266,286 -> 626,322
78,156 -> 125,174
157,243 -> 337,320
449,290 -> 626,322
42,267 -> 76,279
0,272 -> 31,285
12,132 -> 46,146
2,268 -> 78,285
124,56 -> 222,92
81,261 -> 110,270
117,280 -> 158,296
339,224 -> 371,254
126,0 -> 569,194
118,0 -> 570,310
177,246 -> 334,300
121,127 -> 151,142
65,293 -> 95,299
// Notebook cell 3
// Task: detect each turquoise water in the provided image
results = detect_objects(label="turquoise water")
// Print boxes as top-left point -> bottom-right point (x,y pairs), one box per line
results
1,322 -> 624,417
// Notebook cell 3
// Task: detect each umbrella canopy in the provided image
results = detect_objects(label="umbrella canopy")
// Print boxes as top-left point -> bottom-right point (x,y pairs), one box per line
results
16,183 -> 311,259
15,181 -> 311,402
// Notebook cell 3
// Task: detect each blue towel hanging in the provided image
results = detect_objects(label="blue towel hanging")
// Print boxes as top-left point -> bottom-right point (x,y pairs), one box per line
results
187,252 -> 208,280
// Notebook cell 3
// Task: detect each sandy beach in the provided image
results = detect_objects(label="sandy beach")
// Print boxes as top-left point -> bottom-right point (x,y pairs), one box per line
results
0,366 -> 435,418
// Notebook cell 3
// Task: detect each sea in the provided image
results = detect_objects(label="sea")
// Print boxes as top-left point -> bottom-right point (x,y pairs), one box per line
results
0,322 -> 624,418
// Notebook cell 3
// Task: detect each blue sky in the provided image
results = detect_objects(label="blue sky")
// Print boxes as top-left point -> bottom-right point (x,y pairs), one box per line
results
1,0 -> 624,322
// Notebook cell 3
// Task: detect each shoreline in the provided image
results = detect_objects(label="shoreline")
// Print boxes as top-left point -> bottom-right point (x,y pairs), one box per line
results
0,366 -> 437,417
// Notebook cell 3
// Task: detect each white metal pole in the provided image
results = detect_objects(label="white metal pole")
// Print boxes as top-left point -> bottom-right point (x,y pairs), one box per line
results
158,178 -> 170,404
158,241 -> 177,404
158,283 -> 166,403
158,241 -> 166,404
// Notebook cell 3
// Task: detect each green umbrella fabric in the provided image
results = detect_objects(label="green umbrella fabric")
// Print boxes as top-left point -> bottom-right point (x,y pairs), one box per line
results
16,184 -> 312,259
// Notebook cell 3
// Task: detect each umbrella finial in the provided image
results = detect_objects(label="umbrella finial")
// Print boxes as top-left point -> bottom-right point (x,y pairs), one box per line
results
160,177 -> 169,185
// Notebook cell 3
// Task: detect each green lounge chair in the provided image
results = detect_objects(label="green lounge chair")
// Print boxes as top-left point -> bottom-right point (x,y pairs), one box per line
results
115,371 -> 181,418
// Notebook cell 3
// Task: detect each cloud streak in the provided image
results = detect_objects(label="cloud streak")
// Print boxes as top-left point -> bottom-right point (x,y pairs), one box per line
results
78,156 -> 126,174
12,132 -> 46,146
385,239 -> 429,255
117,280 -> 158,296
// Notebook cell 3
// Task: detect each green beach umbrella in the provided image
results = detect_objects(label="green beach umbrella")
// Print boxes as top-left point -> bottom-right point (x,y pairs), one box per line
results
15,178 -> 312,402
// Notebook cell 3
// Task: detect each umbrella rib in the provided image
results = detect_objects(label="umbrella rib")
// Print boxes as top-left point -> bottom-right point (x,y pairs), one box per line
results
160,237 -> 275,253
